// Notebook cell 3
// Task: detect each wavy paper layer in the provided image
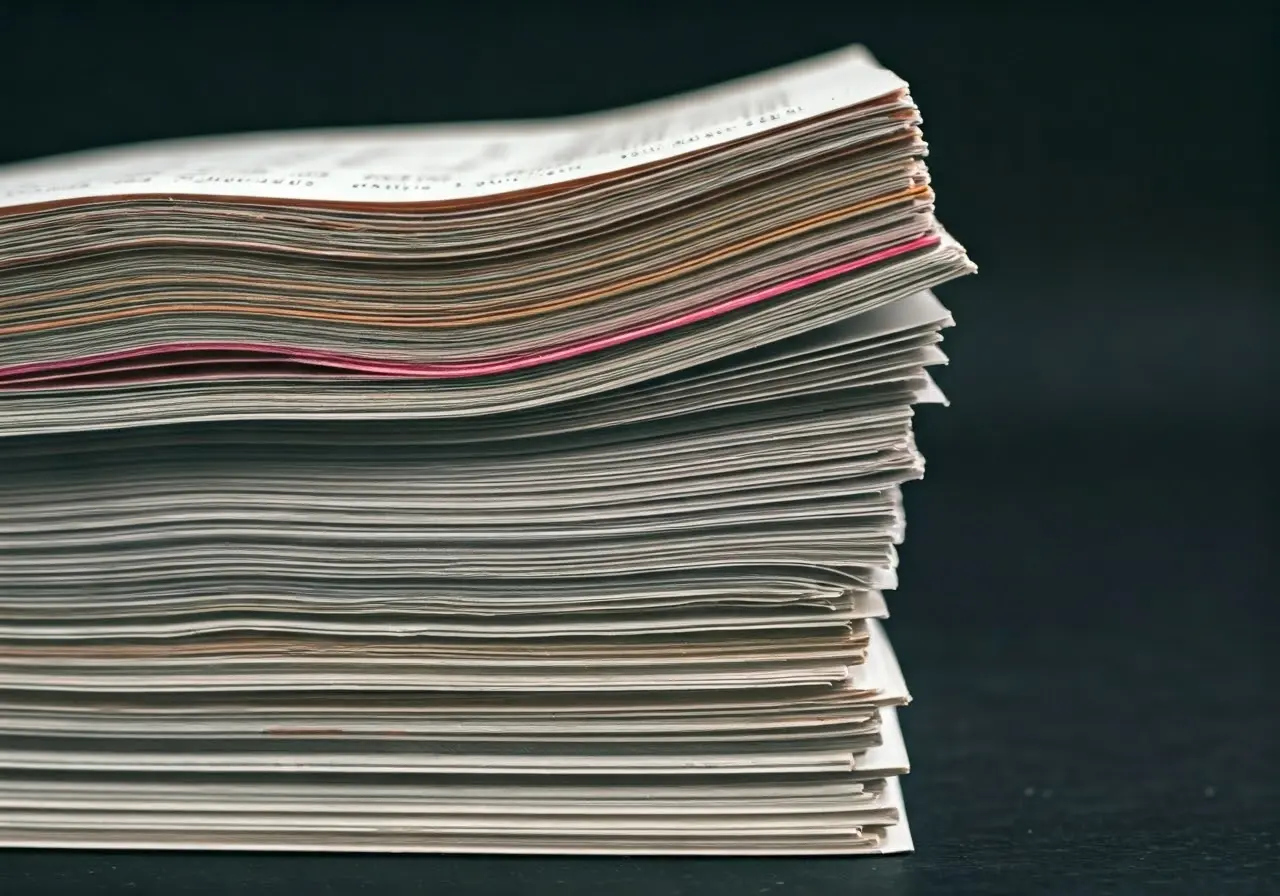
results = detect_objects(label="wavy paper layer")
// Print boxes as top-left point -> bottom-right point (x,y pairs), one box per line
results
0,234 -> 938,385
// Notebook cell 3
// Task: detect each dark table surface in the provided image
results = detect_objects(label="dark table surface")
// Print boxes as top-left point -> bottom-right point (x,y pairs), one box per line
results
1,5 -> 1275,894
4,417 -> 1274,896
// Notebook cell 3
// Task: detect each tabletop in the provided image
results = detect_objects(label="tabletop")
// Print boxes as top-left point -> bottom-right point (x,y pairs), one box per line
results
4,414 -> 1274,896
0,5 -> 1274,893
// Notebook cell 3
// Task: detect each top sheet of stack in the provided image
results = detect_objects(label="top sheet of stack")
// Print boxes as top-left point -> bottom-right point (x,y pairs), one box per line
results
0,45 -> 973,437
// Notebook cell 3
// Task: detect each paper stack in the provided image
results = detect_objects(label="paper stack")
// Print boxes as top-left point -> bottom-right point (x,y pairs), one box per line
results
0,45 -> 974,854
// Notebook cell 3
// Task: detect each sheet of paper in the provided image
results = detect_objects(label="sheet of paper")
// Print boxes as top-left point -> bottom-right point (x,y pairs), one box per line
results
0,45 -> 906,208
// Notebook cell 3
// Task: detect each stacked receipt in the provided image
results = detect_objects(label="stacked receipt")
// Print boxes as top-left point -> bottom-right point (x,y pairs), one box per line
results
0,45 -> 974,854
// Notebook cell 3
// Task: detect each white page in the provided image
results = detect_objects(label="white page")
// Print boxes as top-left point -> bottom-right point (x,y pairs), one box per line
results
0,46 -> 905,209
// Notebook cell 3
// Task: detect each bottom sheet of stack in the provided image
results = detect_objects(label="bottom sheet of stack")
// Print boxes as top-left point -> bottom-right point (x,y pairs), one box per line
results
0,627 -> 911,855
0,290 -> 954,855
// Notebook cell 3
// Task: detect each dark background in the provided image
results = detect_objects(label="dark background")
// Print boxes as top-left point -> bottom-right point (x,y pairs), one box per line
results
0,2 -> 1275,893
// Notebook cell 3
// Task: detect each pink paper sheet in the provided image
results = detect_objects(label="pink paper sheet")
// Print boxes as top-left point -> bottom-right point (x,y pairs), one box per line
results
0,234 -> 938,386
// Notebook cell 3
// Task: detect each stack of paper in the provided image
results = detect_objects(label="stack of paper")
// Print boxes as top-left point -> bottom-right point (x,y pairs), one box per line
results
0,45 -> 974,854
